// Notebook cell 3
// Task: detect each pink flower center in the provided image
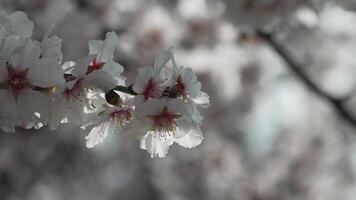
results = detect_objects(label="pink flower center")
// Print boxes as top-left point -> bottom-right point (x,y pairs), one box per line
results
87,58 -> 105,74
7,70 -> 28,91
171,76 -> 186,98
110,109 -> 133,127
147,107 -> 182,137
142,79 -> 161,101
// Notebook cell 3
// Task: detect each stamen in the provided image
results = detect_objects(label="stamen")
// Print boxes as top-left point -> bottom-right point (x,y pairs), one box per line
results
170,76 -> 187,99
87,58 -> 105,74
110,109 -> 133,127
6,64 -> 29,91
147,107 -> 182,139
142,79 -> 161,101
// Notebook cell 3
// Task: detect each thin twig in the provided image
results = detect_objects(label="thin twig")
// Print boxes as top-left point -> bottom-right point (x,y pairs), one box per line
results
257,30 -> 356,127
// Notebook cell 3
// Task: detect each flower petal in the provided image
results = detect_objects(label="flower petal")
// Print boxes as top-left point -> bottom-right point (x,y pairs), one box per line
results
42,35 -> 63,61
192,92 -> 210,108
132,67 -> 154,94
72,55 -> 95,78
140,133 -> 174,158
89,31 -> 118,63
0,34 -> 23,59
6,11 -> 34,38
85,69 -> 125,93
27,58 -> 64,87
154,49 -> 172,77
85,121 -> 113,148
10,39 -> 40,70
175,126 -> 203,148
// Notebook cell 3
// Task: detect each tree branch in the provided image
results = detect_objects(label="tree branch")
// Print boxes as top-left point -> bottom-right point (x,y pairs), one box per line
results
257,30 -> 356,127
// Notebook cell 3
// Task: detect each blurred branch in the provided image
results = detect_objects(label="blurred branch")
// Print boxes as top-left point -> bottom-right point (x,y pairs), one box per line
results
257,30 -> 356,128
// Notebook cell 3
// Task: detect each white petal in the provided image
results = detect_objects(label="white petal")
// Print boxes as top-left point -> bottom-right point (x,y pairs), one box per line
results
103,60 -> 124,78
132,67 -> 154,94
175,117 -> 196,138
140,133 -> 174,158
134,98 -> 165,123
175,126 -> 203,148
42,35 -> 63,60
11,39 -> 40,70
88,40 -> 103,55
72,55 -> 95,78
98,32 -> 119,62
85,121 -> 113,148
167,98 -> 187,114
187,82 -> 201,98
6,11 -> 34,38
181,67 -> 197,82
154,49 -> 172,77
85,60 -> 125,92
85,69 -> 124,93
27,58 -> 64,87
0,35 -> 24,59
89,32 -> 118,63
180,67 -> 201,98
192,92 -> 210,108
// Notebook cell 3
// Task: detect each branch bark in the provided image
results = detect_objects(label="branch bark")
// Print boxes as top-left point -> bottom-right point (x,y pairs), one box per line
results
257,30 -> 356,127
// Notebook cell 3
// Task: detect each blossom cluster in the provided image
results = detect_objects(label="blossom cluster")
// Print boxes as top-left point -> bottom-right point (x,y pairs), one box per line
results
0,11 -> 209,158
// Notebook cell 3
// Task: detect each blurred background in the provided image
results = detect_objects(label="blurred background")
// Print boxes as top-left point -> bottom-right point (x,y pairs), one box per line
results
1,0 -> 356,199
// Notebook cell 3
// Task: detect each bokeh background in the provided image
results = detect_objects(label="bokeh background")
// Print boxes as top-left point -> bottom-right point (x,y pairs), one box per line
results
1,0 -> 356,199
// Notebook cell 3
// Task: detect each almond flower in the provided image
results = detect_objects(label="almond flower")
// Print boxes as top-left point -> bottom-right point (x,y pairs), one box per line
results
85,92 -> 135,148
50,55 -> 96,126
132,49 -> 173,101
0,39 -> 63,131
86,32 -> 125,93
135,98 -> 203,158
49,31 -> 127,128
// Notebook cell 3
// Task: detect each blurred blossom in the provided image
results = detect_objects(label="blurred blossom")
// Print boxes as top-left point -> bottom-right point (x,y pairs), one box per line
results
223,0 -> 307,29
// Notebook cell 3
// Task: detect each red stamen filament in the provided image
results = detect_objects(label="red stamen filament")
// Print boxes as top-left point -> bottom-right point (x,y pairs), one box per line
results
171,76 -> 187,99
87,58 -> 105,74
143,79 -> 161,101
147,107 -> 182,138
8,75 -> 27,91
110,109 -> 133,127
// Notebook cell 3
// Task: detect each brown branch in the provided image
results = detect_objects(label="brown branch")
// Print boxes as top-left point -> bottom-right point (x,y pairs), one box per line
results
257,30 -> 356,127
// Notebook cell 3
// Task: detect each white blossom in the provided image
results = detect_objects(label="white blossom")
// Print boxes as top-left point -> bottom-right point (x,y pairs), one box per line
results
86,31 -> 125,92
132,49 -> 172,101
0,39 -> 63,131
135,98 -> 203,158
85,93 -> 134,148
